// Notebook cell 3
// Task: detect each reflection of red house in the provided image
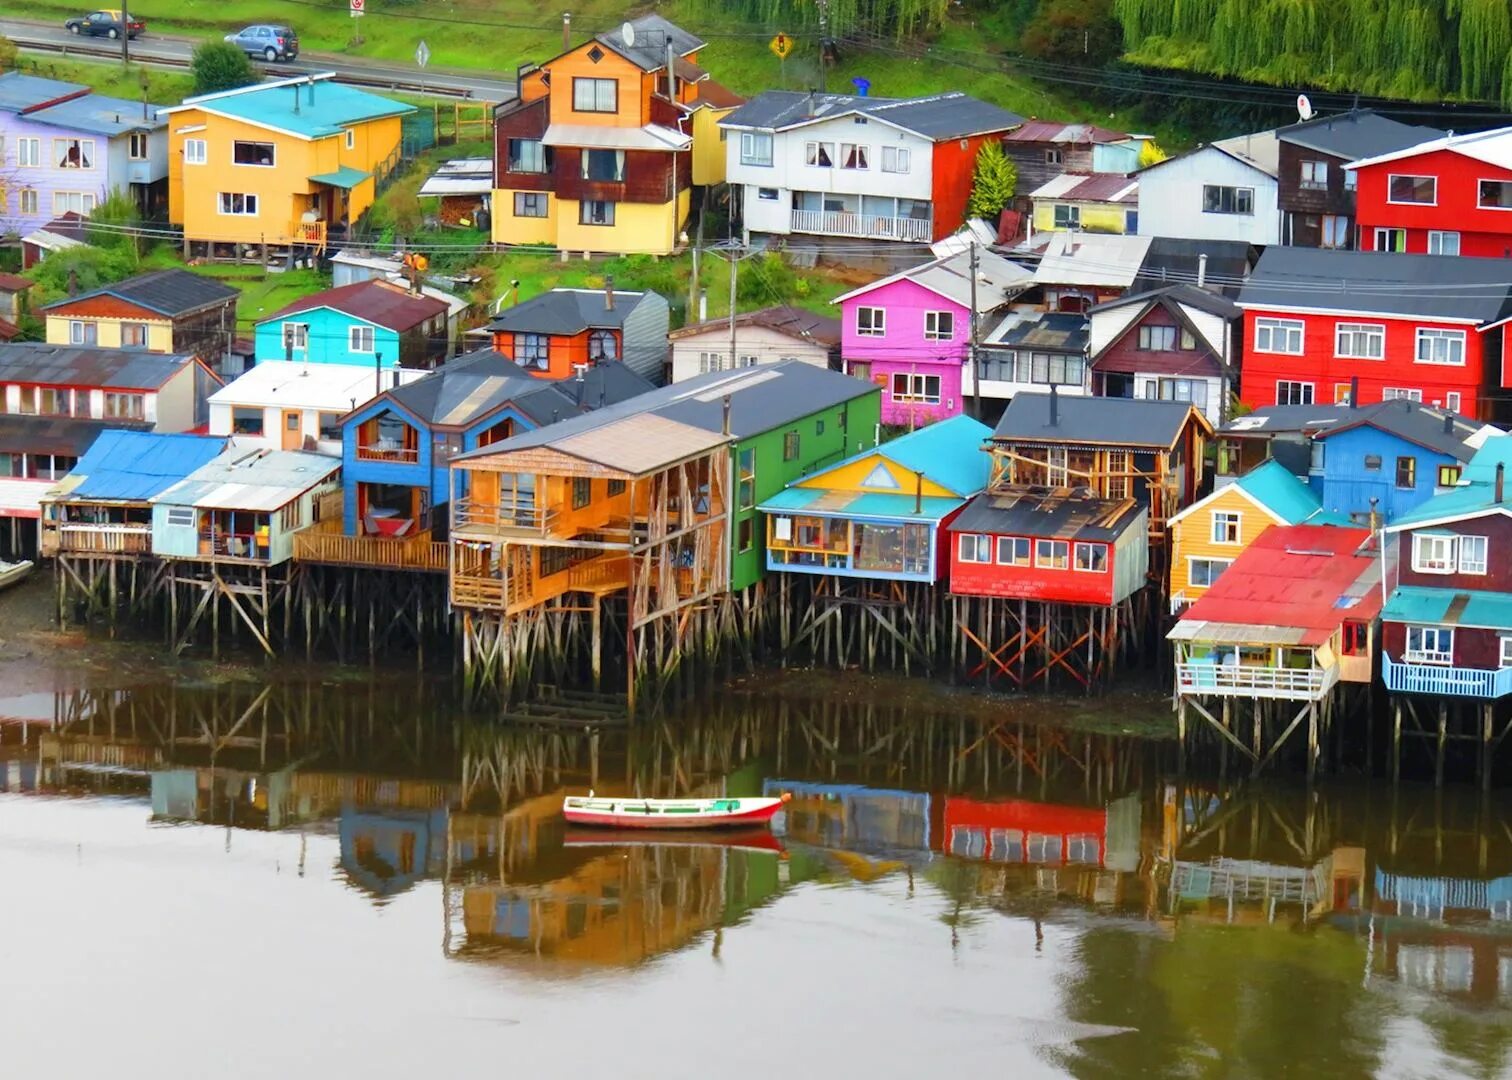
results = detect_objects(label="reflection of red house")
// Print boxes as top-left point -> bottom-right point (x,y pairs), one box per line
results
940,796 -> 1107,866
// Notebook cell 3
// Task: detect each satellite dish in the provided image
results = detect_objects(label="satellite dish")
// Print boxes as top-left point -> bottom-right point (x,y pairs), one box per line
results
1297,93 -> 1313,121
622,21 -> 635,47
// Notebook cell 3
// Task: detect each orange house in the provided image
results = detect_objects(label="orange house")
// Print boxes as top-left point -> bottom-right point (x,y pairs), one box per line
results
485,285 -> 670,384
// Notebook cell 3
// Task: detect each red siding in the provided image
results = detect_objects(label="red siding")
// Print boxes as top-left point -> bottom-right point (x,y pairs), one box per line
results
1381,620 -> 1502,669
1395,514 -> 1512,592
948,533 -> 1115,605
1355,149 -> 1512,257
1093,304 -> 1225,379
931,132 -> 1006,242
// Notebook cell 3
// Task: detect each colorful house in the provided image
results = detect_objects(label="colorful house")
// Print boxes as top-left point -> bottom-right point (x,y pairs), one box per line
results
0,416 -> 146,555
1135,131 -> 1281,245
759,414 -> 990,582
668,304 -> 839,383
0,72 -> 168,233
254,279 -> 450,369
1215,403 -> 1352,483
1028,173 -> 1139,236
1347,124 -> 1512,257
1236,247 -> 1512,420
1379,439 -> 1512,699
974,311 -> 1090,406
164,74 -> 414,253
0,341 -> 219,431
1167,459 -> 1340,613
1031,231 -> 1153,312
490,14 -> 727,255
151,447 -> 341,566
1001,120 -> 1150,197
207,360 -> 425,455
484,286 -> 670,383
41,268 -> 237,362
836,246 -> 1032,426
722,89 -> 1024,245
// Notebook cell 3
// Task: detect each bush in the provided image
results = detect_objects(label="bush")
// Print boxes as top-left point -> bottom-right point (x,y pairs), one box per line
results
0,35 -> 18,72
1021,0 -> 1123,68
191,42 -> 256,95
965,141 -> 1018,222
27,245 -> 137,302
85,189 -> 143,257
736,252 -> 798,306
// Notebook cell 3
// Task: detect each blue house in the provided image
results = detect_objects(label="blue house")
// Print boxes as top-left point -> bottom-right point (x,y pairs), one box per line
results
338,805 -> 449,899
758,414 -> 993,583
1313,399 -> 1484,525
253,279 -> 451,369
336,348 -> 654,538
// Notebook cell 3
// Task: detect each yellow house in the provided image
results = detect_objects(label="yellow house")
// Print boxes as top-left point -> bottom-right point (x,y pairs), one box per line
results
491,14 -> 739,255
1167,459 -> 1342,612
1029,173 -> 1139,236
40,268 -> 238,363
163,74 -> 413,253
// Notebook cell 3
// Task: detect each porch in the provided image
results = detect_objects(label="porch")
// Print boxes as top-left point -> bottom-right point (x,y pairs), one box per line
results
293,517 -> 448,573
790,193 -> 932,244
763,511 -> 937,582
40,503 -> 154,557
1175,648 -> 1338,702
1381,654 -> 1512,699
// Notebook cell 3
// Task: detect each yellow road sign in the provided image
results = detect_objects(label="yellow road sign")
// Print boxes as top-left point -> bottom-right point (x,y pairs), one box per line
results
769,33 -> 794,59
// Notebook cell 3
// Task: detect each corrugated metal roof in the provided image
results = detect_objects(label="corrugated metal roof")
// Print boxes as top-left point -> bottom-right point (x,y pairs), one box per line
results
1034,232 -> 1153,289
1316,398 -> 1482,461
44,268 -> 237,319
152,448 -> 339,511
721,89 -> 1022,140
418,158 -> 494,197
211,361 -> 426,411
1004,120 -> 1129,145
542,123 -> 689,150
167,75 -> 413,140
1240,247 -> 1512,324
1382,585 -> 1512,630
992,311 -> 1088,353
25,92 -> 167,136
948,490 -> 1145,542
1029,172 -> 1138,203
56,430 -> 228,502
263,279 -> 449,332
993,393 -> 1203,448
872,415 -> 993,497
834,248 -> 1033,312
0,72 -> 87,114
669,304 -> 842,347
0,415 -> 144,456
0,342 -> 195,390
1225,460 -> 1339,525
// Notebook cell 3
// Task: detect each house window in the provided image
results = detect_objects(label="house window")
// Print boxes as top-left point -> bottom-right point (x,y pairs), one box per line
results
840,143 -> 868,170
1411,533 -> 1457,573
1365,454 -> 1382,471
1405,625 -> 1453,665
166,506 -> 195,528
1428,231 -> 1460,256
572,77 -> 617,112
1138,325 -> 1176,351
890,373 -> 941,404
282,323 -> 308,352
805,141 -> 835,168
1396,456 -> 1416,489
1446,391 -> 1462,414
53,192 -> 95,215
17,137 -> 40,167
881,146 -> 910,173
996,536 -> 1030,566
698,351 -> 722,374
958,533 -> 992,563
856,307 -> 885,336
121,323 -> 149,349
1388,174 -> 1436,204
1149,377 -> 1209,411
22,387 -> 70,415
1046,447 -> 1069,487
318,412 -> 343,440
349,326 -> 375,353
1045,149 -> 1062,165
1416,328 -> 1465,366
571,476 -> 591,509
1202,185 -> 1253,215
783,431 -> 800,461
1074,542 -> 1106,572
1461,535 -> 1488,574
515,333 -> 549,370
128,132 -> 149,160
231,406 -> 264,435
1374,227 -> 1406,252
738,517 -> 754,554
54,138 -> 94,169
757,187 -> 779,200
1030,352 -> 1085,386
1211,511 -> 1241,545
1189,557 -> 1231,588
1276,380 -> 1314,405
924,311 -> 954,341
19,189 -> 37,215
1311,440 -> 1327,472
1320,215 -> 1350,249
1342,621 -> 1369,656
507,138 -> 546,173
1035,539 -> 1069,570
514,192 -> 548,217
1255,318 -> 1304,354
1106,449 -> 1130,500
581,149 -> 626,182
69,320 -> 97,345
103,392 -> 145,419
588,330 -> 617,361
218,192 -> 258,216
737,448 -> 756,509
579,200 -> 615,226
1053,204 -> 1080,229
1438,464 -> 1462,487
184,138 -> 207,165
1479,179 -> 1512,209
607,479 -> 626,497
232,141 -> 276,166
739,132 -> 773,167
1335,322 -> 1384,360
1299,160 -> 1327,189
345,129 -> 355,151
1382,387 -> 1423,402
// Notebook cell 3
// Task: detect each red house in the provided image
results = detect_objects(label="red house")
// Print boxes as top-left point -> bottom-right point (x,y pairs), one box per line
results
1348,126 -> 1512,257
947,489 -> 1148,606
1236,247 -> 1512,421
940,796 -> 1108,865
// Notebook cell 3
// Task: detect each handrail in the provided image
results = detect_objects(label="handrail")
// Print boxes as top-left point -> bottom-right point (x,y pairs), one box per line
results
356,443 -> 420,463
1381,653 -> 1512,698
293,525 -> 447,572
1176,661 -> 1335,700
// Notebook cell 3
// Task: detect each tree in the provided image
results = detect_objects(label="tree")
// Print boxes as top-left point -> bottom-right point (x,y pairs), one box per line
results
1137,139 -> 1169,168
26,245 -> 137,303
965,141 -> 1017,223
0,35 -> 18,72
85,189 -> 144,258
191,41 -> 256,96
1021,0 -> 1124,68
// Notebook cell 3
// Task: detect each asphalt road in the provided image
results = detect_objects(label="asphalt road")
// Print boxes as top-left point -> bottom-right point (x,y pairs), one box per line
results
0,16 -> 517,101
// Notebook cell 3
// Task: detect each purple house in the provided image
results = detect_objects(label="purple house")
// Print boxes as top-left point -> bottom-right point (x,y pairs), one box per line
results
0,73 -> 169,236
835,246 -> 1032,427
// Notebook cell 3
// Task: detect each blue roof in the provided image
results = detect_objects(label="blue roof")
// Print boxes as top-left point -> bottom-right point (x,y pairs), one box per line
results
759,488 -> 965,523
1382,585 -> 1512,631
1234,459 -> 1346,525
0,73 -> 85,114
26,94 -> 167,136
175,76 -> 413,140
871,415 -> 993,496
63,431 -> 228,502
1393,437 -> 1512,526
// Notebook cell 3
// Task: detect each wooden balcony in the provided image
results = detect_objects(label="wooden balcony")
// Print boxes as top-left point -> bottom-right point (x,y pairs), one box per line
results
356,443 -> 420,464
293,519 -> 448,573
40,522 -> 152,557
1382,654 -> 1512,699
1176,661 -> 1338,701
791,208 -> 932,243
292,220 -> 327,250
453,497 -> 558,538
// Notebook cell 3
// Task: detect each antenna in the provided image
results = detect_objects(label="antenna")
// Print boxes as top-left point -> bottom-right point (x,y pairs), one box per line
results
1296,93 -> 1313,121
621,20 -> 635,47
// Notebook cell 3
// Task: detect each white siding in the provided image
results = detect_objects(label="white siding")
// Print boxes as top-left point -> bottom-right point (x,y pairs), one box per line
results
1088,305 -> 1146,357
152,366 -> 197,432
1132,373 -> 1224,426
1137,146 -> 1280,245
670,324 -> 831,383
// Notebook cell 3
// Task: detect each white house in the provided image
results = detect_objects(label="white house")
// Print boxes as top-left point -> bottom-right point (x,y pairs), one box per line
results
208,361 -> 425,455
720,90 -> 1022,245
1136,131 -> 1281,246
667,304 -> 840,383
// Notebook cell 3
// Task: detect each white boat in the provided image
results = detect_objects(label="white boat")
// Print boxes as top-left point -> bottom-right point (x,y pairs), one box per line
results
0,559 -> 34,592
563,793 -> 788,830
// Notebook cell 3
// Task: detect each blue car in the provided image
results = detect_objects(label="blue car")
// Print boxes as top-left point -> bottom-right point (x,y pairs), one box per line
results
224,24 -> 299,62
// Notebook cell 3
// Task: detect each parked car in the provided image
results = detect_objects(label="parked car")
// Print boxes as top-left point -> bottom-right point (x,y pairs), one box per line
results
224,24 -> 299,62
64,9 -> 145,39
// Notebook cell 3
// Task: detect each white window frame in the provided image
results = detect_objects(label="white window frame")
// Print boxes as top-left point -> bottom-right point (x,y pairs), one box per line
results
1479,178 -> 1512,211
1428,230 -> 1460,256
127,131 -> 149,160
1334,322 -> 1385,360
805,141 -> 836,168
958,533 -> 992,564
1188,557 -> 1232,589
69,320 -> 95,345
1460,534 -> 1488,575
1276,380 -> 1314,406
217,192 -> 258,216
53,137 -> 95,170
1445,391 -> 1463,414
184,138 -> 207,165
282,322 -> 308,352
52,191 -> 95,216
739,132 -> 773,167
1500,636 -> 1512,668
756,187 -> 779,201
1415,328 -> 1466,366
1073,541 -> 1107,573
1255,317 -> 1304,355
856,306 -> 885,337
19,189 -> 37,215
1387,173 -> 1437,206
1210,511 -> 1241,545
1201,184 -> 1254,215
571,77 -> 617,113
891,372 -> 941,404
923,311 -> 954,341
881,146 -> 910,174
349,325 -> 376,353
1374,227 -> 1406,252
1035,539 -> 1069,570
1383,387 -> 1424,403
1405,625 -> 1453,665
166,506 -> 195,528
995,536 -> 1030,566
1411,533 -> 1457,574
1299,160 -> 1327,189
17,137 -> 40,168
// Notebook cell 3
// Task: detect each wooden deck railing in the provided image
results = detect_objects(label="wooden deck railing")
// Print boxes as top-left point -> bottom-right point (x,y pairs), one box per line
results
293,519 -> 447,572
292,220 -> 327,250
567,555 -> 630,593
1176,661 -> 1336,701
453,497 -> 557,536
356,444 -> 420,464
1381,654 -> 1512,699
41,522 -> 152,556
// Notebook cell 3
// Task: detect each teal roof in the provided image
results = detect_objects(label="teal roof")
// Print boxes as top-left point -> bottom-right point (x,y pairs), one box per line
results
1234,459 -> 1346,525
308,165 -> 371,188
1383,585 -> 1512,631
1393,437 -> 1512,526
758,488 -> 964,523
179,78 -> 413,140
872,415 -> 993,496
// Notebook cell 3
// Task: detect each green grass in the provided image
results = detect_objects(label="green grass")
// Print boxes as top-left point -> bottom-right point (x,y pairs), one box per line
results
6,54 -> 194,102
139,247 -> 330,323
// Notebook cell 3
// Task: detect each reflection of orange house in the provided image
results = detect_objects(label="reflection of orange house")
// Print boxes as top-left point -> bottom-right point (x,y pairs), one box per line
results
942,797 -> 1108,865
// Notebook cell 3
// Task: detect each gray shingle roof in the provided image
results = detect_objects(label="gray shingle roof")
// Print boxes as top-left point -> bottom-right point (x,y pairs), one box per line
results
1275,110 -> 1440,162
0,414 -> 148,456
487,288 -> 649,335
950,489 -> 1145,542
0,73 -> 85,114
1134,238 -> 1256,297
594,14 -> 704,71
46,268 -> 238,318
0,342 -> 196,390
720,89 -> 1022,140
1089,282 -> 1240,320
25,93 -> 168,136
1239,248 -> 1512,324
992,393 -> 1202,448
1315,398 -> 1482,461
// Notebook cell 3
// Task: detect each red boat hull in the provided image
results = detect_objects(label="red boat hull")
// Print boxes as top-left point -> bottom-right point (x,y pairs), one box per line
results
563,801 -> 784,829
563,828 -> 786,854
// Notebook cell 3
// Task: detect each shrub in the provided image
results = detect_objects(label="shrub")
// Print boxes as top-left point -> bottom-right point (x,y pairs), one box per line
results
85,189 -> 143,257
965,141 -> 1018,222
27,245 -> 137,301
191,42 -> 256,95
0,35 -> 18,72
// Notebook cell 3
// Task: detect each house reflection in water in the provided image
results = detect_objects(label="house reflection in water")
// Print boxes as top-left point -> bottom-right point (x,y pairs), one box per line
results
762,780 -> 932,852
340,806 -> 450,899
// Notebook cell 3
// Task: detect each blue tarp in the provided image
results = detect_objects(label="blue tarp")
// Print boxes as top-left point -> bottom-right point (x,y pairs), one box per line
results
65,430 -> 227,502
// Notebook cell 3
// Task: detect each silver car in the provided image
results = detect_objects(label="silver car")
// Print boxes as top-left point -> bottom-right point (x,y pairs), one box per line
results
225,24 -> 299,62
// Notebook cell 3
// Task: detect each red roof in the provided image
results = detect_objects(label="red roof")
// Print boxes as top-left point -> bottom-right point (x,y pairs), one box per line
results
1179,524 -> 1383,645
1004,120 -> 1129,145
266,279 -> 449,332
0,273 -> 33,292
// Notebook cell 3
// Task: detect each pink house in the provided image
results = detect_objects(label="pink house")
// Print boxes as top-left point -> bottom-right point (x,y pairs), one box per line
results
835,247 -> 1032,427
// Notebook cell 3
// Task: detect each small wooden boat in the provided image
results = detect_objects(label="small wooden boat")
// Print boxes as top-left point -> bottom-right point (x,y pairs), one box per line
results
0,559 -> 34,592
563,828 -> 787,855
563,792 -> 788,830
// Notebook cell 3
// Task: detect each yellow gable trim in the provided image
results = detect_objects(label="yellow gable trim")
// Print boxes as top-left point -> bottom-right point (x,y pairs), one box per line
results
795,453 -> 954,496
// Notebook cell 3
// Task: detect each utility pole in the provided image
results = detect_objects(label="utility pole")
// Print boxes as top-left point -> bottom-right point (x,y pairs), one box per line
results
817,0 -> 829,94
728,246 -> 738,372
968,241 -> 980,420
121,0 -> 130,66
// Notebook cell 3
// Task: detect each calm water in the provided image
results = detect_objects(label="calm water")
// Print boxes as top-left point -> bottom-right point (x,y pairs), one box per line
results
2,676 -> 1511,1079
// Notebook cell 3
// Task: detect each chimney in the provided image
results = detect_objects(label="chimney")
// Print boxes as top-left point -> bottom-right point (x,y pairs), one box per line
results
604,274 -> 615,311
562,11 -> 571,50
914,470 -> 924,514
1049,382 -> 1059,427
722,394 -> 731,436
293,81 -> 300,115
1498,462 -> 1505,505
307,76 -> 316,107
1444,411 -> 1454,434
1368,496 -> 1379,535
1349,375 -> 1359,409
1197,253 -> 1208,288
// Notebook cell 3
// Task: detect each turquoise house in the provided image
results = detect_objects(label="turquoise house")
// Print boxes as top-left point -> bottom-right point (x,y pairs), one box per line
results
252,279 -> 450,369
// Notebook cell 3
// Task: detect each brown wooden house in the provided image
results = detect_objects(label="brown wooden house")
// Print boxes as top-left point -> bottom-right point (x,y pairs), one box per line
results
41,268 -> 236,363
